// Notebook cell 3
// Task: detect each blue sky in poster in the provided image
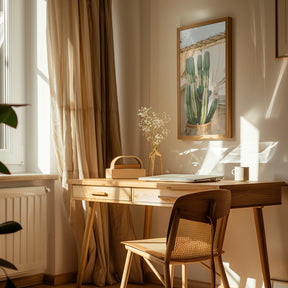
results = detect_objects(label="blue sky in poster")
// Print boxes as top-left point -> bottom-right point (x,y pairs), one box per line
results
180,21 -> 225,49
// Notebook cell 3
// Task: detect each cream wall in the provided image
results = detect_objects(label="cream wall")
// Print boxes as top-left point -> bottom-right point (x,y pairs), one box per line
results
113,0 -> 288,287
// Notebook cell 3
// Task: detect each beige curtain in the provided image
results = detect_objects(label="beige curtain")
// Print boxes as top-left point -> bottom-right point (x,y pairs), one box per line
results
46,0 -> 142,285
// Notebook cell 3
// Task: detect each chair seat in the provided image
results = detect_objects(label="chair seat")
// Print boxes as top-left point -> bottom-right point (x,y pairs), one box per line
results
122,237 -> 219,263
122,238 -> 166,260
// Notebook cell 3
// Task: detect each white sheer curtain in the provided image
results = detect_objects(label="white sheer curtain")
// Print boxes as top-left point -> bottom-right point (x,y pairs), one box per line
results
46,0 -> 142,285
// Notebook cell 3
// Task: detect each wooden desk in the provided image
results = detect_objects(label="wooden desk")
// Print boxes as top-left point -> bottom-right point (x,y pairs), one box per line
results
68,178 -> 286,288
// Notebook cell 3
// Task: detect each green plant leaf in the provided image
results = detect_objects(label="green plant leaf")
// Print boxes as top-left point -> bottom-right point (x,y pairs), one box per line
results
0,258 -> 17,270
5,277 -> 17,288
0,161 -> 10,175
0,221 -> 22,234
0,105 -> 18,128
205,98 -> 218,123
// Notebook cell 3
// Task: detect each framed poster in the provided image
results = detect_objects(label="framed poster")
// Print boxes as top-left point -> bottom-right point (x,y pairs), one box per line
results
177,17 -> 232,140
276,0 -> 288,58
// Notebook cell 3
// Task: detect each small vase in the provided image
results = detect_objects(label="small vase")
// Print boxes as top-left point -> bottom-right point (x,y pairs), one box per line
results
148,147 -> 163,176
144,148 -> 164,242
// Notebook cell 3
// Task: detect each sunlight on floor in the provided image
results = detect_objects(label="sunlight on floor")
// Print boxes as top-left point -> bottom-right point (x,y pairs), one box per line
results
223,263 -> 261,288
245,278 -> 257,288
32,283 -> 161,288
223,262 -> 240,288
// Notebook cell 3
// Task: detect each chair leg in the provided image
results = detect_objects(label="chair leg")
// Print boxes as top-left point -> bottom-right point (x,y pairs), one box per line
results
169,264 -> 174,288
164,263 -> 172,288
210,265 -> 215,288
216,255 -> 230,288
120,250 -> 133,288
182,264 -> 187,288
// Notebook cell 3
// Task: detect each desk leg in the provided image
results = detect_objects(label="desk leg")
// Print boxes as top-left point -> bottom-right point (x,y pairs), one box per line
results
143,206 -> 153,239
253,207 -> 271,288
76,202 -> 97,288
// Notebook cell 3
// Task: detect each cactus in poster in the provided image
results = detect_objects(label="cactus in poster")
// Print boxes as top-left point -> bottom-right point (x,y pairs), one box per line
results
185,51 -> 218,125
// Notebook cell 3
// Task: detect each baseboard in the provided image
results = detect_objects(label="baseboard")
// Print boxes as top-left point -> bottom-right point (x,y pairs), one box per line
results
0,272 -> 77,288
0,274 -> 45,288
44,272 -> 77,286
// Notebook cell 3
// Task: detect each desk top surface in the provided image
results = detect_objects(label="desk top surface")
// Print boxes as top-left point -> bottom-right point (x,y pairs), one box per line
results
68,178 -> 286,190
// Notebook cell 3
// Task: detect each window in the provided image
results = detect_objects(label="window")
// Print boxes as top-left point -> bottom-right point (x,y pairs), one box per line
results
0,0 -> 25,173
0,0 -> 54,174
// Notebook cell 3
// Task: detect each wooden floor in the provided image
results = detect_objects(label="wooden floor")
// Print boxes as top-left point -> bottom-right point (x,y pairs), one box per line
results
31,283 -> 161,288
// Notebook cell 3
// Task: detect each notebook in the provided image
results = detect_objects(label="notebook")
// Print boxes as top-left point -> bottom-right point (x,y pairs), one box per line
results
138,174 -> 223,183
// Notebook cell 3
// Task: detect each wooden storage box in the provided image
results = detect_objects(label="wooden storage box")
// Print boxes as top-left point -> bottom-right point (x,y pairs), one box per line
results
106,156 -> 146,179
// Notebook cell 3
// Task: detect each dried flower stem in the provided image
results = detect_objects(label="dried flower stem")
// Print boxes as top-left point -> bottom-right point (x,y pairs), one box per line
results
137,107 -> 171,149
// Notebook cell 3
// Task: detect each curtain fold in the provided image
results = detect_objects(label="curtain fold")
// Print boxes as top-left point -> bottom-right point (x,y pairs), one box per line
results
46,0 -> 143,285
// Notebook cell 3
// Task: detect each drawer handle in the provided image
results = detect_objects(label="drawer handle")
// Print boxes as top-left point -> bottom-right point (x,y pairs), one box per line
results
157,196 -> 177,202
91,192 -> 109,197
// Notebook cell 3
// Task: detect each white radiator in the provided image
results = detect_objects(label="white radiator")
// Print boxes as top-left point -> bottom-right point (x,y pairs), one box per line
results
0,186 -> 47,278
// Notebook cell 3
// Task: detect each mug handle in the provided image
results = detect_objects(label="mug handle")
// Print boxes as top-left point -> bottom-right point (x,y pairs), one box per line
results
232,168 -> 235,175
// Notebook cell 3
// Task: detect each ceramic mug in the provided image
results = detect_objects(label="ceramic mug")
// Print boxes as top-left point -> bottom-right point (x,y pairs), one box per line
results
232,166 -> 249,181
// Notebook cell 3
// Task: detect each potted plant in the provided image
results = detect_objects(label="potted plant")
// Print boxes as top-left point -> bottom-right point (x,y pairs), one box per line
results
0,104 -> 23,287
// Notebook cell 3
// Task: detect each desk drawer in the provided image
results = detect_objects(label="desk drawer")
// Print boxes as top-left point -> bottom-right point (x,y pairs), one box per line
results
133,188 -> 193,206
72,185 -> 132,203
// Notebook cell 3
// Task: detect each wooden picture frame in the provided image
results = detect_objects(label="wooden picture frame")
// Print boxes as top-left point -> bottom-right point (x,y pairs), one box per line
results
276,0 -> 288,58
177,17 -> 232,140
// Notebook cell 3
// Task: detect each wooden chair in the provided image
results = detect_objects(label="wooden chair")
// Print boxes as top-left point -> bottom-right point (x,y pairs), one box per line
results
120,189 -> 231,288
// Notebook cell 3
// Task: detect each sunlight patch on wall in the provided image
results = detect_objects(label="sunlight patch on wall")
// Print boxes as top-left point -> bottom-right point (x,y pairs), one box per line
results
37,0 -> 50,173
198,141 -> 225,175
178,143 -> 229,175
220,117 -> 278,180
178,148 -> 199,170
240,117 -> 259,180
179,148 -> 198,155
221,142 -> 278,164
266,60 -> 287,119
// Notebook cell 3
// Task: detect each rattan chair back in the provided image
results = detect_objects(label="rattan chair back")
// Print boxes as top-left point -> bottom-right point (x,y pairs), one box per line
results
166,189 -> 231,262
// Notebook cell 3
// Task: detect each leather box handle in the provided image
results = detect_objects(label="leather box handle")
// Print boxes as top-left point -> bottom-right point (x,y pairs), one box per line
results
110,156 -> 143,169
